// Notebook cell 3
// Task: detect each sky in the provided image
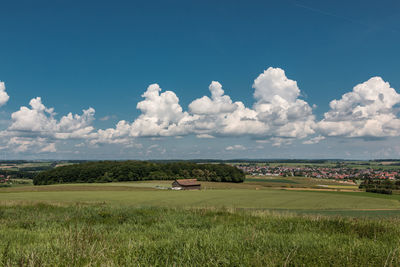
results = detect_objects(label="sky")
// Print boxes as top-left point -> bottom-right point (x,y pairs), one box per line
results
0,0 -> 400,160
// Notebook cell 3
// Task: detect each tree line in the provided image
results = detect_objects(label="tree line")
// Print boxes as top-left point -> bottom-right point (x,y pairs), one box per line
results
33,161 -> 245,185
359,179 -> 400,195
0,170 -> 36,179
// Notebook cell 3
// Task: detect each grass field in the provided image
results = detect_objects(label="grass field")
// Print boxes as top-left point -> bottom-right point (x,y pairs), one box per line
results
1,178 -> 400,266
1,204 -> 400,266
1,188 -> 399,210
245,175 -> 359,189
1,180 -> 399,215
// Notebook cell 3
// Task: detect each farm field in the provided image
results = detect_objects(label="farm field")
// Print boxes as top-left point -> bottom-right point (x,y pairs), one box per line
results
1,178 -> 400,266
0,162 -> 52,170
1,187 -> 400,211
0,176 -> 359,191
0,179 -> 399,215
244,175 -> 360,190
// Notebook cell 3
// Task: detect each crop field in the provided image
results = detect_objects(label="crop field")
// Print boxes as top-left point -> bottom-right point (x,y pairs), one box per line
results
1,178 -> 400,266
0,162 -> 52,170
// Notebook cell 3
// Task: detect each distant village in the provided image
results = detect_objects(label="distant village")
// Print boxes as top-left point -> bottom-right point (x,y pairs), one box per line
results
0,175 -> 11,184
1,161 -> 400,185
235,164 -> 400,181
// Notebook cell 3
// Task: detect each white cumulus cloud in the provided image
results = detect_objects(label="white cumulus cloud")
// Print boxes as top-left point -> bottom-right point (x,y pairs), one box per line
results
130,84 -> 194,137
189,81 -> 237,115
8,97 -> 95,139
91,120 -> 132,145
0,97 -> 96,153
318,77 -> 400,138
39,143 -> 56,153
92,67 -> 317,145
253,67 -> 316,139
91,84 -> 194,144
225,144 -> 246,151
302,135 -> 325,145
7,137 -> 56,153
0,81 -> 10,107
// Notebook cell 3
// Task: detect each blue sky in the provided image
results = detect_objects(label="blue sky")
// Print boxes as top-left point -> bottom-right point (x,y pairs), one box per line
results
0,0 -> 400,159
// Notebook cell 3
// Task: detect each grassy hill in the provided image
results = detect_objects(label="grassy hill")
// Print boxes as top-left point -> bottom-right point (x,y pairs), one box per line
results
1,203 -> 400,266
1,178 -> 400,265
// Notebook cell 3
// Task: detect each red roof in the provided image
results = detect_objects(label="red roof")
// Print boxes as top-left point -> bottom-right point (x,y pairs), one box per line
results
175,179 -> 201,186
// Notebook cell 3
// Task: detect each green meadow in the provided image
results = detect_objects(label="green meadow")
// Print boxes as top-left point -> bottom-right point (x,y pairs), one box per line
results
1,179 -> 400,266
1,185 -> 400,212
1,204 -> 400,266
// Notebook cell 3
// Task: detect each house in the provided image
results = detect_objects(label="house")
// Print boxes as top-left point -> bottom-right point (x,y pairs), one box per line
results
172,179 -> 201,190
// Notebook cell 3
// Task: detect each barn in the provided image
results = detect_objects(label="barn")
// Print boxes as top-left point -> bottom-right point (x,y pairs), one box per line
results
172,179 -> 201,190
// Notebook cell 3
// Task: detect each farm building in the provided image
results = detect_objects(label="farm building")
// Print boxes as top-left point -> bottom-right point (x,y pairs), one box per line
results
172,179 -> 201,190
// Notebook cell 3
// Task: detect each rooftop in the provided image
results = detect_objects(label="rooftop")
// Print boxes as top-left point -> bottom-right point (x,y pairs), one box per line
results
175,179 -> 201,186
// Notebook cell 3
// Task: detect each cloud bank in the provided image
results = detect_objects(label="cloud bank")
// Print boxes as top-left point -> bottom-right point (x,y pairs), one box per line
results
1,67 -> 400,154
92,67 -> 317,145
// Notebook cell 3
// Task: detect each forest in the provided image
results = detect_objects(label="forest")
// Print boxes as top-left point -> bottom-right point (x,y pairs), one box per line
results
33,161 -> 245,185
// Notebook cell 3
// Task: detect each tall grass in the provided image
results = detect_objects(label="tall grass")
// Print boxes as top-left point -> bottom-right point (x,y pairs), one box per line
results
0,203 -> 400,266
